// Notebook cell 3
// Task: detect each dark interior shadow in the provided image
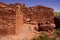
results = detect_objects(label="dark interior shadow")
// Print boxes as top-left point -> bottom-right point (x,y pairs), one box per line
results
54,17 -> 60,29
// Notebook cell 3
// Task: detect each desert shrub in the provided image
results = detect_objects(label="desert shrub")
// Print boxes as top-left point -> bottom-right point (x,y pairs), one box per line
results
32,32 -> 51,40
56,29 -> 60,36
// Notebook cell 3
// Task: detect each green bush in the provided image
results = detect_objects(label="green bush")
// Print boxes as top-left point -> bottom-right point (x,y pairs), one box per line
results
56,29 -> 60,36
32,32 -> 51,40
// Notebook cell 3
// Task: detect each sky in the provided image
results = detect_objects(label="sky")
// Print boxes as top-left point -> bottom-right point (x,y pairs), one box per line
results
0,0 -> 60,12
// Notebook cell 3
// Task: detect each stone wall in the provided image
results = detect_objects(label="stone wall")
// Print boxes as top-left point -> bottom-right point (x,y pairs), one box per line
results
0,8 -> 16,35
0,3 -> 23,35
22,5 -> 55,32
0,2 -> 55,35
23,5 -> 54,23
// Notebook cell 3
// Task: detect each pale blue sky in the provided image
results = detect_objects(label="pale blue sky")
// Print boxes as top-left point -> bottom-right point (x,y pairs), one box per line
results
0,0 -> 60,12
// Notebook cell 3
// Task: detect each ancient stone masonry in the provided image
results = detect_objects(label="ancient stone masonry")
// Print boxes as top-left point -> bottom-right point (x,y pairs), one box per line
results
0,3 -> 23,35
0,5 -> 16,35
22,5 -> 55,32
0,2 -> 55,36
23,6 -> 54,23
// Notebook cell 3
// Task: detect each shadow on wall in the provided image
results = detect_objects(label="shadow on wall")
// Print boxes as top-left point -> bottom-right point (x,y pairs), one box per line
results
54,17 -> 60,29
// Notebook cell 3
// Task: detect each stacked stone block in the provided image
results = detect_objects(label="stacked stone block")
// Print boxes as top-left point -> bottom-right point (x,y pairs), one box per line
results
22,5 -> 55,32
0,8 -> 16,35
0,2 -> 55,35
0,3 -> 23,35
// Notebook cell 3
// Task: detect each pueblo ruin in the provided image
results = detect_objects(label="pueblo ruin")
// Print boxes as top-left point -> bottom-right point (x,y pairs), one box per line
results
0,2 -> 55,38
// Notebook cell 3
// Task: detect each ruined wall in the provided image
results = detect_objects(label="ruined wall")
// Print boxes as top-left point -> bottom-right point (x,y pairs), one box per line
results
22,5 -> 55,32
23,6 -> 54,24
0,8 -> 16,35
30,6 -> 54,23
0,2 -> 55,35
0,3 -> 24,35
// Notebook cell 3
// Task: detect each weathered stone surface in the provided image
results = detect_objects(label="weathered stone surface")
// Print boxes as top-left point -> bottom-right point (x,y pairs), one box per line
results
22,5 -> 55,32
0,2 -> 55,40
